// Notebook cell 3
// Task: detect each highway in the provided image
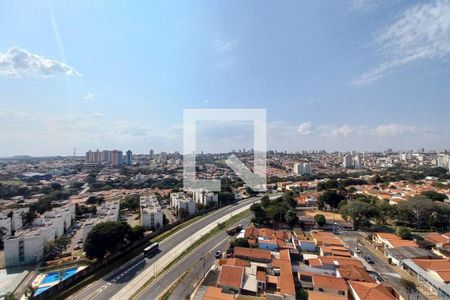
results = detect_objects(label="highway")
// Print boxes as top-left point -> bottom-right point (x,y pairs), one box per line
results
66,196 -> 261,300
135,218 -> 252,300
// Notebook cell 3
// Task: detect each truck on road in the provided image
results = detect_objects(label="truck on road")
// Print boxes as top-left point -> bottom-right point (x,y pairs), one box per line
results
226,224 -> 243,235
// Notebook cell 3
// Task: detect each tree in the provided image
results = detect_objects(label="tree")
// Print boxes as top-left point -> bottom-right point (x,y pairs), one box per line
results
245,186 -> 256,196
121,194 -> 140,211
281,191 -> 297,209
318,190 -> 344,211
397,197 -> 435,229
421,190 -> 448,202
374,201 -> 397,225
23,210 -> 37,225
250,202 -> 267,225
261,195 -> 270,207
340,200 -> 377,230
230,238 -> 249,248
218,192 -> 235,206
127,225 -> 145,242
396,227 -> 412,240
285,209 -> 298,228
50,182 -> 62,190
86,195 -> 105,205
84,221 -> 131,260
314,214 -> 327,227
266,204 -> 288,224
400,278 -> 417,300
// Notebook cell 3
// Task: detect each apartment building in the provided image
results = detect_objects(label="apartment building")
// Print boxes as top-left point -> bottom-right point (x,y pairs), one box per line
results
85,149 -> 123,166
4,204 -> 75,267
82,200 -> 120,241
140,195 -> 163,230
4,228 -> 44,267
192,190 -> 219,206
170,192 -> 197,216
293,162 -> 312,175
0,208 -> 27,240
0,213 -> 12,239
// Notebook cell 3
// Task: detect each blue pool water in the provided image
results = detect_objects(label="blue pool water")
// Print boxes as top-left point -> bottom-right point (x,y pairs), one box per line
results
40,267 -> 78,285
34,286 -> 51,296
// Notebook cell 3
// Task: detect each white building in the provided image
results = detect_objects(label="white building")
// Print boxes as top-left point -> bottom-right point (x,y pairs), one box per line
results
140,195 -> 164,230
354,154 -> 362,170
192,190 -> 219,206
170,192 -> 197,216
0,213 -> 12,239
82,200 -> 120,241
4,228 -> 44,267
294,163 -> 312,175
438,154 -> 450,171
342,154 -> 353,169
0,209 -> 26,240
4,204 -> 75,267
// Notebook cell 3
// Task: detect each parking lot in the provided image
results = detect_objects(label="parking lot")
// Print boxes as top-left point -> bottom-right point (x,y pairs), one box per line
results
64,221 -> 84,255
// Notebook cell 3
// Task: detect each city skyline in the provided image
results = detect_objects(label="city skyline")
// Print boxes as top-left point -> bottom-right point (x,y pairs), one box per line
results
1,0 -> 450,156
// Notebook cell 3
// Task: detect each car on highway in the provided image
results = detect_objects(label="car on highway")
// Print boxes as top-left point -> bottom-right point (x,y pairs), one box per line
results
364,255 -> 375,264
215,251 -> 222,259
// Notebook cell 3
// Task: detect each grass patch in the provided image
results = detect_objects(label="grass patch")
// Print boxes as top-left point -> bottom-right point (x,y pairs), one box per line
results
132,209 -> 251,299
160,292 -> 171,300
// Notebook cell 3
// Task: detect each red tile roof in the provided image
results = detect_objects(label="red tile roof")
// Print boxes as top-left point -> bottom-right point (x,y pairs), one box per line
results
234,247 -> 272,261
218,265 -> 244,289
349,281 -> 396,300
203,286 -> 235,300
311,274 -> 348,291
337,265 -> 374,282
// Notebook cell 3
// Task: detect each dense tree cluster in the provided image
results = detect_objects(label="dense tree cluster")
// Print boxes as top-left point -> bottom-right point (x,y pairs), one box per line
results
318,190 -> 345,210
338,194 -> 450,231
121,194 -> 141,211
317,178 -> 368,191
250,192 -> 298,227
84,222 -> 145,260
75,203 -> 97,218
421,190 -> 448,202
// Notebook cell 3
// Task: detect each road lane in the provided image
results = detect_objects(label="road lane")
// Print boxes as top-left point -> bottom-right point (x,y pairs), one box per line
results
137,218 -> 251,300
67,196 -> 262,300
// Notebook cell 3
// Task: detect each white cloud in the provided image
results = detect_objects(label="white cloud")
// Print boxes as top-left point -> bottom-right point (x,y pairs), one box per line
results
212,39 -> 238,55
212,38 -> 238,69
0,47 -> 81,78
374,123 -> 417,137
83,92 -> 95,101
297,122 -> 313,136
352,0 -> 450,85
322,125 -> 357,138
0,107 -> 446,155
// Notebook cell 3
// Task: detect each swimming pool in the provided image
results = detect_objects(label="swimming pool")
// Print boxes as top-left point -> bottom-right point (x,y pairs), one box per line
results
34,286 -> 52,296
40,267 -> 78,285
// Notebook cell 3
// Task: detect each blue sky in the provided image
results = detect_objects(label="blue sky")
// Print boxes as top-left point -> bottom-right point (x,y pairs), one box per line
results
0,0 -> 449,156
